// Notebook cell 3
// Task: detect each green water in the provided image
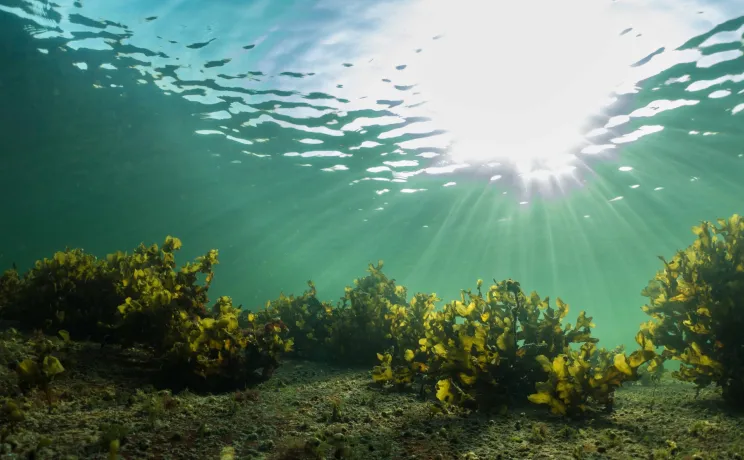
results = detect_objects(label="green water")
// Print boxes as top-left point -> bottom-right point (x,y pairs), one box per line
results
0,1 -> 743,351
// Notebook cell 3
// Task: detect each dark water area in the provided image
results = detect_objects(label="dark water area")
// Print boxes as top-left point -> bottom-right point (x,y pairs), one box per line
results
1,0 -> 744,348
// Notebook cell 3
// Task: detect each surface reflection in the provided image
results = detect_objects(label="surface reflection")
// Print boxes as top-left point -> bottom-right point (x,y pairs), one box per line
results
2,0 -> 742,204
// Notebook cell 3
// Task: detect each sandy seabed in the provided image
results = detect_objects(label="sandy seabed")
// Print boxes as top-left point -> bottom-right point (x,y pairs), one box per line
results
1,335 -> 743,460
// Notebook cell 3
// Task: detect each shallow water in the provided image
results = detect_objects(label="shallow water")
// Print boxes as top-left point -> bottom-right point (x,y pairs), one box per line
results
0,0 -> 743,348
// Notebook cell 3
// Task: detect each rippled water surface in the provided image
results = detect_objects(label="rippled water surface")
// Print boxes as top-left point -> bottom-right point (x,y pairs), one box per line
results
1,0 -> 743,346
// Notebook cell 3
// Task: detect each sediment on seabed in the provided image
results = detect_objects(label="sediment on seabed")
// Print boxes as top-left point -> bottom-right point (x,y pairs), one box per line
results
1,332 -> 742,460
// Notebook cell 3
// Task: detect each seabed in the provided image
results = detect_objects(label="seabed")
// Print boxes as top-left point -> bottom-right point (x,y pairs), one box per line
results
1,330 -> 742,460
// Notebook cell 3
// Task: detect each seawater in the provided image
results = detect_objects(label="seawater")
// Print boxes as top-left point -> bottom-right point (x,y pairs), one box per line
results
0,0 -> 743,350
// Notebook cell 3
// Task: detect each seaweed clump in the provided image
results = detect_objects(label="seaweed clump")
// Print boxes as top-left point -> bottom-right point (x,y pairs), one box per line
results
423,279 -> 599,408
640,214 -> 744,407
260,260 -> 406,365
255,281 -> 334,362
261,263 -> 655,414
0,250 -> 120,339
373,278 -> 655,414
330,260 -> 407,363
0,237 -> 292,390
528,331 -> 655,416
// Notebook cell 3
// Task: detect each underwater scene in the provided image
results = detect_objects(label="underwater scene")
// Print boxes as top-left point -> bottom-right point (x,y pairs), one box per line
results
1,0 -> 744,458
